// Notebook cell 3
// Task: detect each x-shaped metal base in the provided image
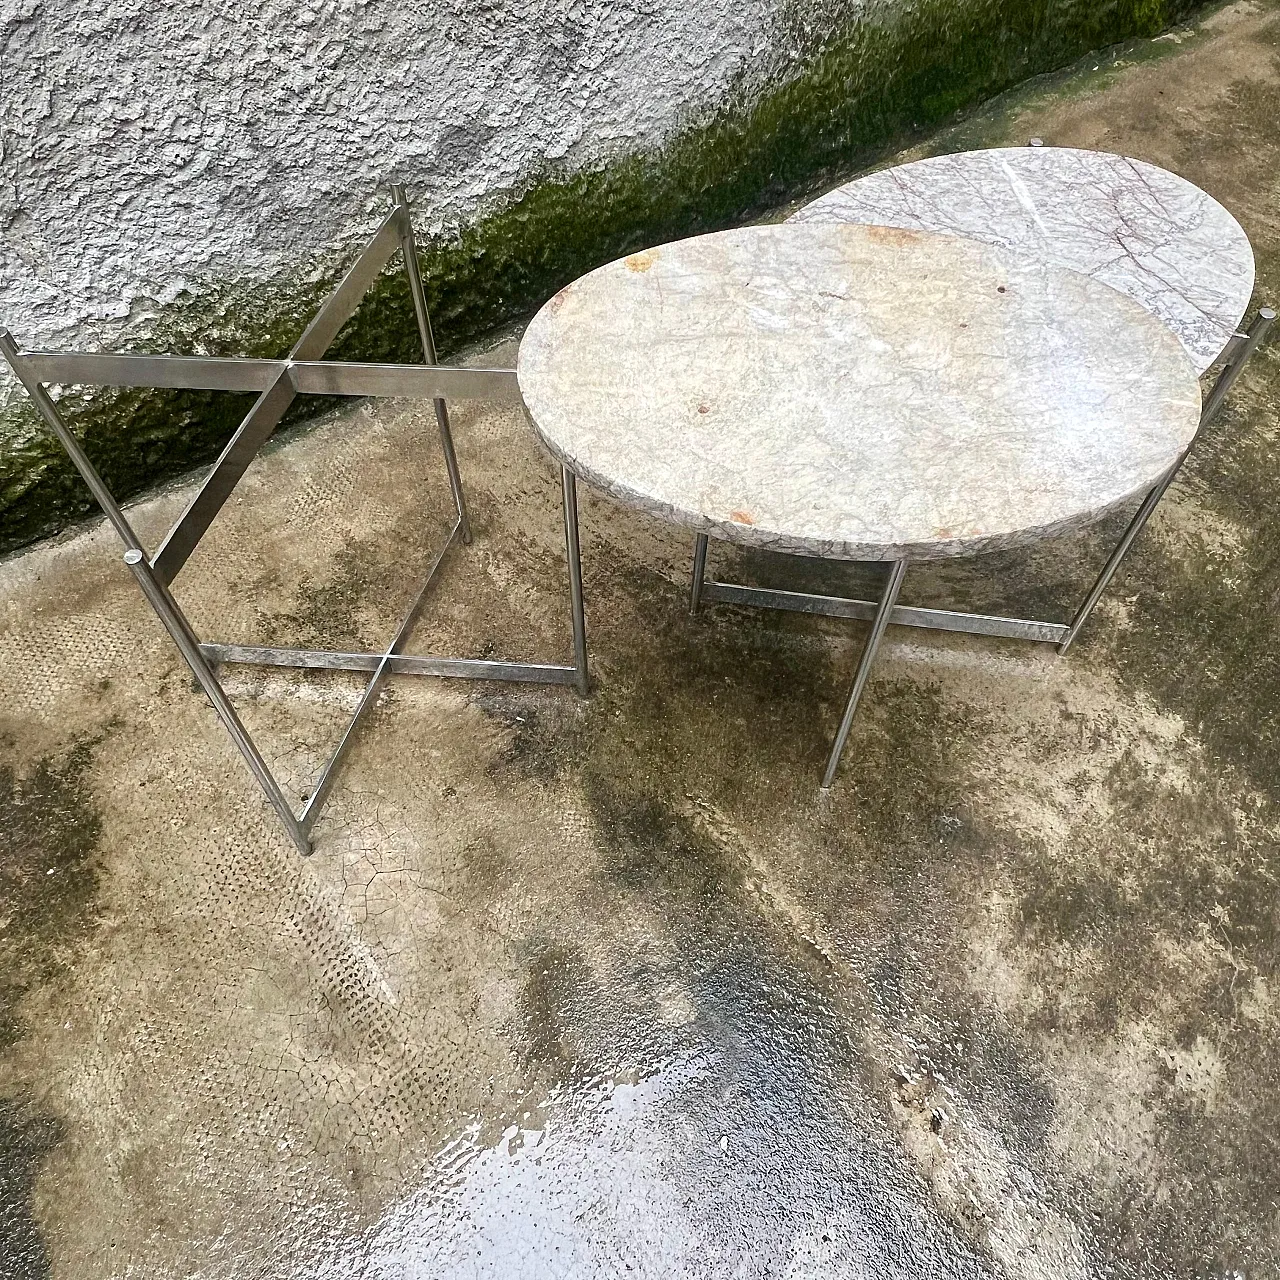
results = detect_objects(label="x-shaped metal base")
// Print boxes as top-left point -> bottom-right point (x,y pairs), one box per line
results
1,186 -> 589,854
689,305 -> 1275,786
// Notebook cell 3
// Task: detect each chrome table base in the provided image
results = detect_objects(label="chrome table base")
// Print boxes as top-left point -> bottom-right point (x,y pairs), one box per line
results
689,306 -> 1275,787
1,186 -> 589,855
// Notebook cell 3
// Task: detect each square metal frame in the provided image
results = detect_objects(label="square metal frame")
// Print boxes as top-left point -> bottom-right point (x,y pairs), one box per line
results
0,186 -> 589,854
688,305 -> 1275,786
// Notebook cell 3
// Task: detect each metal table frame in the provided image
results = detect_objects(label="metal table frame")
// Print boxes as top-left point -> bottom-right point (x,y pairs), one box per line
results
0,186 -> 589,855
688,305 -> 1275,787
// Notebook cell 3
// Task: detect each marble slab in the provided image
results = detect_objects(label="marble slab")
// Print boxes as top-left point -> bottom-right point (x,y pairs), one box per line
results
518,224 -> 1201,562
789,146 -> 1254,374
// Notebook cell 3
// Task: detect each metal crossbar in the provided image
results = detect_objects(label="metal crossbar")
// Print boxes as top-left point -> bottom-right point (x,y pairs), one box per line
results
689,304 -> 1276,785
0,185 -> 589,854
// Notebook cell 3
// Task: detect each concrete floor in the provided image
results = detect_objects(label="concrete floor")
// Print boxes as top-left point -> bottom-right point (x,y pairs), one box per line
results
3,3 -> 1280,1275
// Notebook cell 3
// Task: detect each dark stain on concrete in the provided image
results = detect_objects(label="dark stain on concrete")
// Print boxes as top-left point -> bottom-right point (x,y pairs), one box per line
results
592,788 -> 742,906
991,745 -> 1280,1271
264,528 -> 448,653
479,692 -> 573,785
0,736 -> 104,1050
559,771 -> 1005,1274
530,378 -> 1280,1271
452,830 -> 514,902
0,734 -> 105,1280
1114,374 -> 1280,787
944,28 -> 1280,1267
0,1099 -> 62,1280
517,941 -> 583,1073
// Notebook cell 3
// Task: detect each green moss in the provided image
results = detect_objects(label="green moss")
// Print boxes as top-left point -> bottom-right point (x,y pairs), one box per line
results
898,2 -> 1224,157
0,0 -> 1199,554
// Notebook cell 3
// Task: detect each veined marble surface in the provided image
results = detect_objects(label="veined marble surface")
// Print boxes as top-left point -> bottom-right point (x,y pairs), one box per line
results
789,146 -> 1254,374
518,224 -> 1201,562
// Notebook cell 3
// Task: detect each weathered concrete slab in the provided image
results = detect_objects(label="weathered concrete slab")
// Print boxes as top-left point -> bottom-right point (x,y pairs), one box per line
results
2,2 -> 1280,1275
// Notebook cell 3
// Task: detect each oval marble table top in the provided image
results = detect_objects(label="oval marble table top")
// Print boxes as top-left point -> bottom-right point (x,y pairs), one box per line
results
789,146 -> 1254,374
518,224 -> 1201,563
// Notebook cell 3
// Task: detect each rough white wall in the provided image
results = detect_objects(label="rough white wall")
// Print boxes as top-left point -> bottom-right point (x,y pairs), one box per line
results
0,0 -> 798,407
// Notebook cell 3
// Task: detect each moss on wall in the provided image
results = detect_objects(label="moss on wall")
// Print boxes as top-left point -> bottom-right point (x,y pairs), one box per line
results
0,0 -> 1199,554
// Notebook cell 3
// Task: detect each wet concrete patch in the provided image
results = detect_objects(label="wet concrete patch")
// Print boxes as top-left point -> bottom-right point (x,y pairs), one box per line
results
3,4 -> 1280,1275
0,1099 -> 61,1280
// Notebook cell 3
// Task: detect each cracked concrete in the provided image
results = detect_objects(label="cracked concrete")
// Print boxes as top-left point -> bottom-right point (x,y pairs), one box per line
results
3,2 -> 1280,1275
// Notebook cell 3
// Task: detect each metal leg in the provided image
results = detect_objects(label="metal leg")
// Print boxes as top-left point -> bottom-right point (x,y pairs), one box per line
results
2,329 -> 311,852
1058,304 -> 1275,654
563,465 -> 591,696
0,330 -> 141,551
562,466 -> 590,696
433,401 -> 472,544
298,522 -> 460,833
152,370 -> 297,584
1,185 -> 598,851
200,645 -> 582,683
150,207 -> 413,586
690,534 -> 709,614
123,549 -> 312,854
394,184 -> 473,545
290,210 -> 405,361
1056,476 -> 1167,655
822,560 -> 908,789
1201,306 -> 1275,427
697,579 -> 1068,644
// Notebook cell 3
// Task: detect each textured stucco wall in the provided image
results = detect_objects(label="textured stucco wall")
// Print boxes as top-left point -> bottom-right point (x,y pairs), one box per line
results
0,0 -> 793,375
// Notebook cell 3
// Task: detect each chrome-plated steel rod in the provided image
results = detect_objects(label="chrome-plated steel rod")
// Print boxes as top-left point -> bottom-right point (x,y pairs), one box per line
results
298,521 -> 461,831
204,644 -> 385,671
15,352 -> 285,391
704,580 -> 875,619
201,643 -> 580,683
562,467 -> 589,696
0,330 -> 145,552
123,549 -> 310,854
701,579 -> 1067,644
393,185 -> 473,544
391,187 -> 439,367
2,330 -> 309,852
0,193 -> 579,856
289,212 -> 403,361
433,399 -> 473,544
891,604 -> 1066,644
393,657 -> 578,683
385,520 -> 461,658
151,369 -> 297,585
8,350 -> 522,401
690,534 -> 709,614
1058,303 -> 1275,655
298,659 -> 389,834
822,560 -> 909,790
289,362 -> 519,401
1056,478 -> 1168,656
1216,331 -> 1247,367
1201,306 -> 1275,427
